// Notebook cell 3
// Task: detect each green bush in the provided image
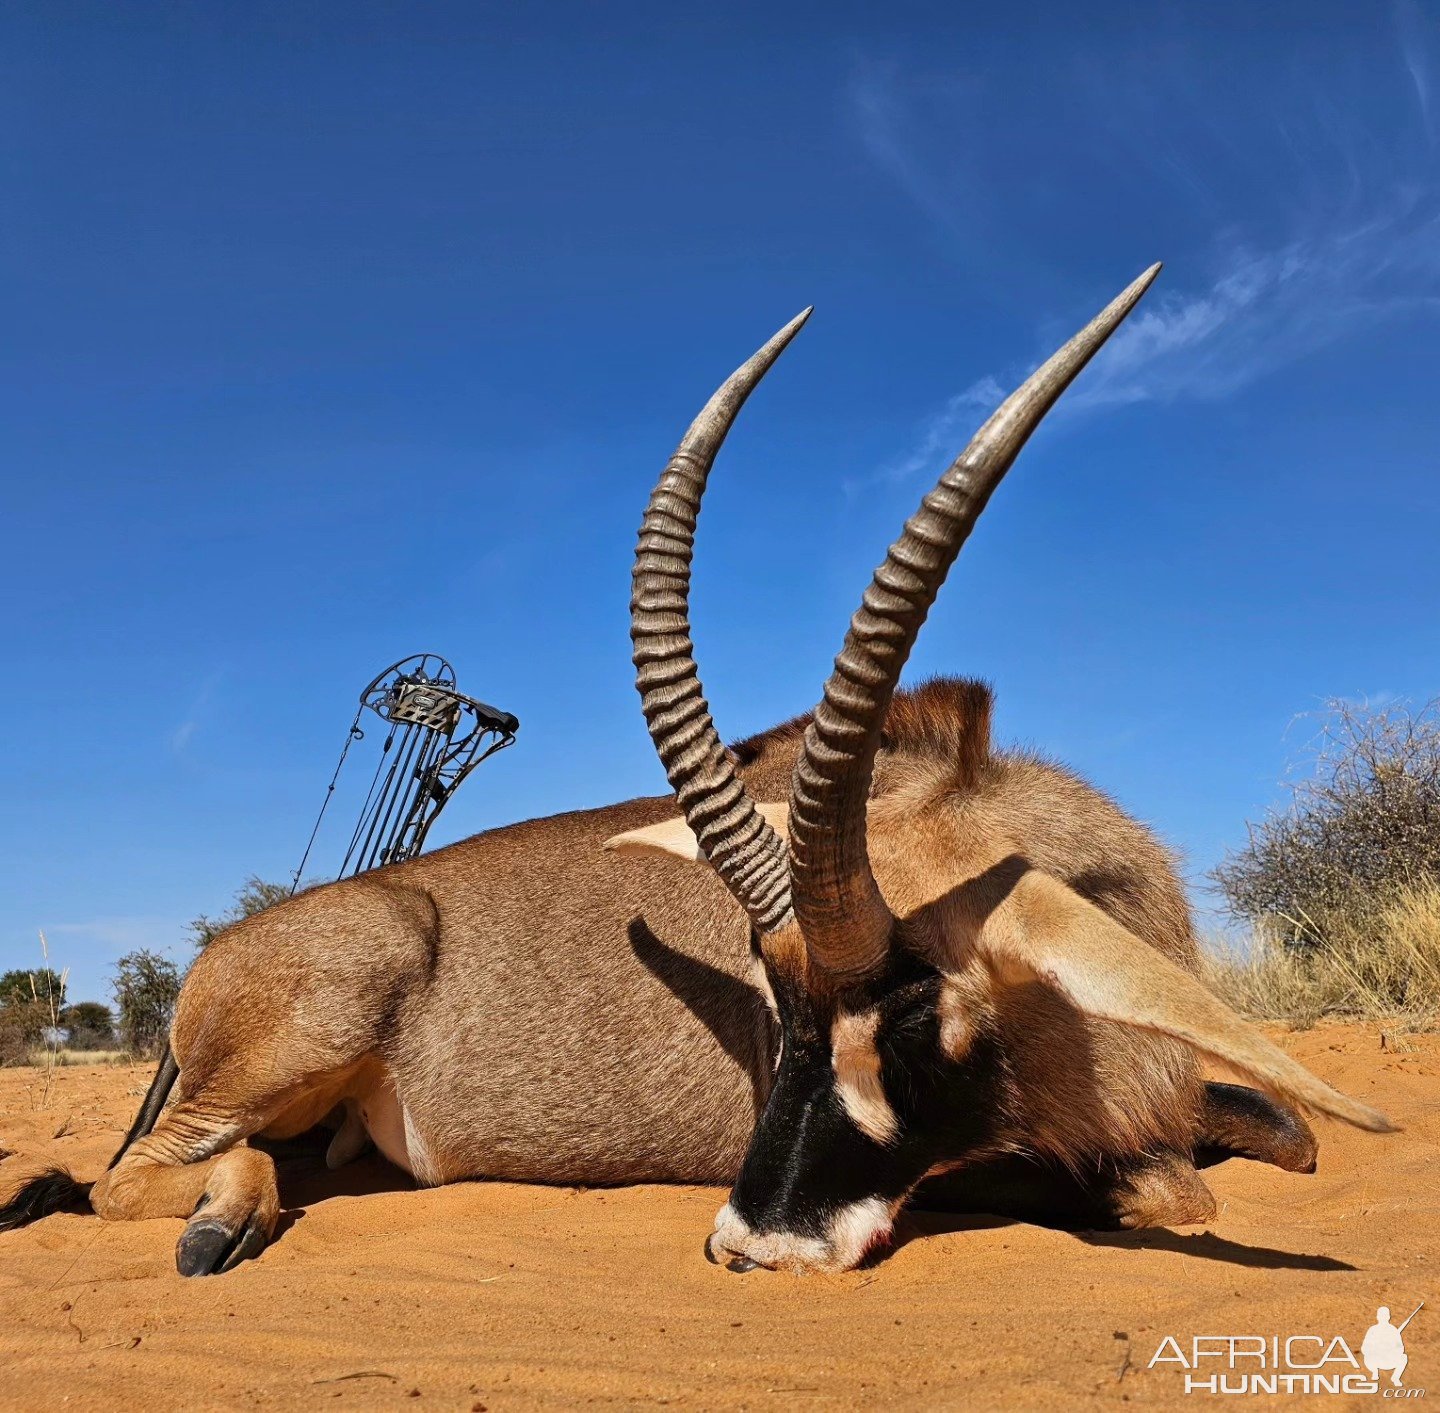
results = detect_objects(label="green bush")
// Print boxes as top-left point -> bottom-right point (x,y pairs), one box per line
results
113,950 -> 182,1058
188,876 -> 300,950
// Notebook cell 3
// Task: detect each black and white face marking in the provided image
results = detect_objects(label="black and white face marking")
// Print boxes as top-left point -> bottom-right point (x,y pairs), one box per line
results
707,948 -> 1002,1274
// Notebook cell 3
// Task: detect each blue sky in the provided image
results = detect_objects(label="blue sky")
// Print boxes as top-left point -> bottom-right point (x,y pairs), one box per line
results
4,1 -> 1438,1003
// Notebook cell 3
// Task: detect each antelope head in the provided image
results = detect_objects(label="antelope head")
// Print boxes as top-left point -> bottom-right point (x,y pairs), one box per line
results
610,269 -> 1391,1274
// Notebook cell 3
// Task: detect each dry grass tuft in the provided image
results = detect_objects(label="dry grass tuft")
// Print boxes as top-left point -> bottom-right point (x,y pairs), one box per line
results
24,1048 -> 131,1067
1207,879 -> 1440,1030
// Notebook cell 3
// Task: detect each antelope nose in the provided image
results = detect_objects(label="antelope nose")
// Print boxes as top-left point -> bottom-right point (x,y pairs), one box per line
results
703,1233 -> 761,1273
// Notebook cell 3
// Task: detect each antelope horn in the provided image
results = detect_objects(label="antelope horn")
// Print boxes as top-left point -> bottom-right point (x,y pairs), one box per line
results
788,266 -> 1162,977
630,310 -> 812,934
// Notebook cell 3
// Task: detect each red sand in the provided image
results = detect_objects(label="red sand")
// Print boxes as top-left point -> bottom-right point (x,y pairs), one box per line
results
1,1023 -> 1435,1409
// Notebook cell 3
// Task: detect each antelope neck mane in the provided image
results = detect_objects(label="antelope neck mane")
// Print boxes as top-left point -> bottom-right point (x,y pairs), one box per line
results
727,676 -> 995,798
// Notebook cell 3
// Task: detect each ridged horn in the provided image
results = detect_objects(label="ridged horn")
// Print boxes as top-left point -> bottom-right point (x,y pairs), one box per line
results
788,265 -> 1162,977
630,309 -> 813,934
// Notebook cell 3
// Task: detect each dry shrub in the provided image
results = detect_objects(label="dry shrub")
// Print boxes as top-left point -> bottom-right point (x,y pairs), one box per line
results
1208,879 -> 1440,1029
0,1000 -> 48,1067
1210,695 -> 1440,1028
1213,696 -> 1440,948
0,937 -> 70,1081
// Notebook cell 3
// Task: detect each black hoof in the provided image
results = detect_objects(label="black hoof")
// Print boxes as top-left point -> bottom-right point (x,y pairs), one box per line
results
176,1215 -> 268,1277
703,1233 -> 761,1272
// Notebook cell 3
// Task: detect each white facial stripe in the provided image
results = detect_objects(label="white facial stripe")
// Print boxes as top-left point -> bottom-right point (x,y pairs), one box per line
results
710,1197 -> 897,1274
831,1008 -> 900,1146
825,1196 -> 894,1268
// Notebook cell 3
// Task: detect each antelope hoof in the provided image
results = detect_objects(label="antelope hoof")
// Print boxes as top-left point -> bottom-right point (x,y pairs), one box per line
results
703,1233 -> 762,1273
1110,1155 -> 1217,1230
176,1212 -> 270,1277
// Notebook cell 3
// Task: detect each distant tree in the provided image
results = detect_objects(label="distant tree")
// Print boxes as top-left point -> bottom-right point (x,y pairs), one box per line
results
0,967 -> 66,1010
189,876 -> 305,950
60,1000 -> 117,1051
112,950 -> 182,1057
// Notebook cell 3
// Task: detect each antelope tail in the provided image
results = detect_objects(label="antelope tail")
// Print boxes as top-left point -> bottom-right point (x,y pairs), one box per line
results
0,1041 -> 179,1232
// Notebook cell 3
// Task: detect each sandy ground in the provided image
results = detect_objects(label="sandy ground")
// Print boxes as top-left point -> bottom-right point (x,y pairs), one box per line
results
0,1024 -> 1435,1411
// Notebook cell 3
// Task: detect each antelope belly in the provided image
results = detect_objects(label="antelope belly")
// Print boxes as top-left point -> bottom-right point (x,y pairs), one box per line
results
359,1070 -> 442,1185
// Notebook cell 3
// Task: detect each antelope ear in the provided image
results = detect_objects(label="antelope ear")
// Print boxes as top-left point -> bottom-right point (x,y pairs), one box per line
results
604,802 -> 790,863
974,870 -> 1396,1134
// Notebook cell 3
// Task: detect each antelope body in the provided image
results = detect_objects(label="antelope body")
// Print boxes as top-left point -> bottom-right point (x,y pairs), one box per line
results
1,267 -> 1390,1277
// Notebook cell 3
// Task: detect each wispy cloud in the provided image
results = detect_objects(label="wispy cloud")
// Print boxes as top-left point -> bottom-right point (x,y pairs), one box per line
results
852,6 -> 1440,472
170,669 -> 225,755
1397,0 -> 1437,142
861,198 -> 1440,486
850,62 -> 978,247
41,916 -> 189,1000
46,916 -> 184,953
1068,202 -> 1440,410
1338,690 -> 1402,710
869,376 -> 1001,488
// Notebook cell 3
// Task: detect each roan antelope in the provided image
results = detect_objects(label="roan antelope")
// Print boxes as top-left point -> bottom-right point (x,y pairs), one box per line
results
0,265 -> 1390,1277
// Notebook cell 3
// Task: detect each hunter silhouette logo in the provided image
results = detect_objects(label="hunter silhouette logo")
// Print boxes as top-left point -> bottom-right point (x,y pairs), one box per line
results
1362,1304 -> 1422,1388
1148,1300 -> 1425,1396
